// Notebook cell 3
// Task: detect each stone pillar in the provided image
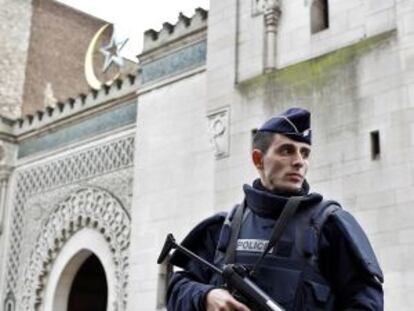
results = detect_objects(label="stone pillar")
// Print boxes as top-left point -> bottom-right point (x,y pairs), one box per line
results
263,0 -> 281,73
0,130 -> 17,308
0,166 -> 12,236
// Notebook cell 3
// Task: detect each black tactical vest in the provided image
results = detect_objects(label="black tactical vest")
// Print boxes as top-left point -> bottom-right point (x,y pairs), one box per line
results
213,200 -> 340,311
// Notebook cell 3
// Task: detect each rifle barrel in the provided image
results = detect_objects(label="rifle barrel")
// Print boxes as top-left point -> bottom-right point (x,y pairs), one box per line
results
173,242 -> 223,275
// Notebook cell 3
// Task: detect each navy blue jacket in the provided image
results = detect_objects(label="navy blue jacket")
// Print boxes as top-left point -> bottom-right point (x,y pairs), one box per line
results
167,180 -> 383,310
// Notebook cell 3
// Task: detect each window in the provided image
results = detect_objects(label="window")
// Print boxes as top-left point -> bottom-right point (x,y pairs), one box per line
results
370,130 -> 381,160
251,128 -> 258,150
311,0 -> 329,34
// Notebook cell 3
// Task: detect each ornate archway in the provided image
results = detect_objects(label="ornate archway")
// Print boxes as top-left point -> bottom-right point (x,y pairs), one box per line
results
20,187 -> 130,311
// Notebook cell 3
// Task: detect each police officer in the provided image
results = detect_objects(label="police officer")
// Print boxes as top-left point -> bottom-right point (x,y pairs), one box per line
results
167,108 -> 384,311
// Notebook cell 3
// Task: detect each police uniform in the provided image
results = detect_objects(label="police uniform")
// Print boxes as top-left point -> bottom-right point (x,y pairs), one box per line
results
167,108 -> 384,311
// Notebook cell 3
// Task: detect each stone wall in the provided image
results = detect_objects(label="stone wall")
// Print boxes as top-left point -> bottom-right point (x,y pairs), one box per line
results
129,72 -> 212,310
235,0 -> 398,82
128,9 -> 211,310
0,0 -> 32,118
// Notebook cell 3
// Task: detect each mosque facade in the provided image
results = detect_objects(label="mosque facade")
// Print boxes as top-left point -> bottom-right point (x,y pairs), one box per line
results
1,0 -> 414,310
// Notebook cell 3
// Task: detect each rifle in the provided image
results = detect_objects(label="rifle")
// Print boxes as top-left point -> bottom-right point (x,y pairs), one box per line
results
157,233 -> 285,311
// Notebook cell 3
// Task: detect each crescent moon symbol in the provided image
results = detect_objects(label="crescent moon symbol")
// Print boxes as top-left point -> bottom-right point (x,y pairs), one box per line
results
85,24 -> 120,90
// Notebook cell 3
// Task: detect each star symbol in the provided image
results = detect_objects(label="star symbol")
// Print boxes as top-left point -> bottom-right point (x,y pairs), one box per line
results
99,33 -> 129,73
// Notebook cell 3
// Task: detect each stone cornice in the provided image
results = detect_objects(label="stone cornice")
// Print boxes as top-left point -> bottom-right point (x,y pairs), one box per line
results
0,73 -> 139,139
140,8 -> 208,58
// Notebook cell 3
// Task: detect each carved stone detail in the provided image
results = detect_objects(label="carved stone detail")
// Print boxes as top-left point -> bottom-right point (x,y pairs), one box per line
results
207,108 -> 230,159
20,187 -> 130,311
43,82 -> 57,108
252,0 -> 280,16
251,0 -> 282,71
4,291 -> 15,311
263,0 -> 281,72
0,165 -> 13,235
4,135 -> 134,307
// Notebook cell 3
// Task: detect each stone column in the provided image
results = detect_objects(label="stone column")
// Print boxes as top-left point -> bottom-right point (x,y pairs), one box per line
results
264,0 -> 281,73
0,166 -> 12,236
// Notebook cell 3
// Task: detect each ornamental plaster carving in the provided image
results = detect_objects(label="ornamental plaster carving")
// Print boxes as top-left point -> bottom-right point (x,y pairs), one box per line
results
0,165 -> 13,235
4,135 -> 134,308
251,0 -> 281,16
263,0 -> 281,72
4,291 -> 15,311
207,108 -> 230,159
43,82 -> 57,108
20,187 -> 130,311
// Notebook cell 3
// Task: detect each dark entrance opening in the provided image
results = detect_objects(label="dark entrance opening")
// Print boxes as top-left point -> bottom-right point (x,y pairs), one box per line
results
67,254 -> 108,311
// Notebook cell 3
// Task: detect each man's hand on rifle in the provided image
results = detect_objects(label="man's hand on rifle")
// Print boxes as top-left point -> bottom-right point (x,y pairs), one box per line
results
206,288 -> 251,311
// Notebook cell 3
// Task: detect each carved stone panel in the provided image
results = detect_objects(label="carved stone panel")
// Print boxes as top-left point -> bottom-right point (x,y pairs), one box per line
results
207,107 -> 230,159
4,135 -> 135,310
251,0 -> 281,16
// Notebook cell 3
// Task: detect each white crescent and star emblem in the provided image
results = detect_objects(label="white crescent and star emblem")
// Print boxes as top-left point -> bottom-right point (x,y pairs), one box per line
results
84,24 -> 129,90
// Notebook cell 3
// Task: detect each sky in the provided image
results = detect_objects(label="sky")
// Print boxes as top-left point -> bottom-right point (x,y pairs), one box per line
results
56,0 -> 210,60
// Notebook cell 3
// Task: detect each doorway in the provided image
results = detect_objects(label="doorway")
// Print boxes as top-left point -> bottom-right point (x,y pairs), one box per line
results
67,254 -> 108,311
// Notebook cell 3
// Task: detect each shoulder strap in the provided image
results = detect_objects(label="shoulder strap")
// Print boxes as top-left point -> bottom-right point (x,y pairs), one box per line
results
303,200 -> 342,264
223,201 -> 246,264
214,203 -> 246,266
311,200 -> 341,233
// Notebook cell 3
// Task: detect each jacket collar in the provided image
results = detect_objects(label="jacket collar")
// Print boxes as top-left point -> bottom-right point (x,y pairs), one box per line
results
243,179 -> 323,219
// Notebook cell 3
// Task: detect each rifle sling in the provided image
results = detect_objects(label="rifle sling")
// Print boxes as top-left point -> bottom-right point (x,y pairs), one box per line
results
224,201 -> 246,264
250,196 -> 302,276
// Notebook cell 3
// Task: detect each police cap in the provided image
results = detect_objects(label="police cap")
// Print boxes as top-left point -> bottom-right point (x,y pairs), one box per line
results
258,107 -> 312,145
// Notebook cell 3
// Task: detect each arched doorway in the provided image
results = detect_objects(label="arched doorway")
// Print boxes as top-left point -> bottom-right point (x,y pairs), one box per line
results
67,254 -> 108,311
42,229 -> 118,311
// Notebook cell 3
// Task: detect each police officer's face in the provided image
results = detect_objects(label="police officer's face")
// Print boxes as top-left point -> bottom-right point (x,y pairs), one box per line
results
252,134 -> 311,192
